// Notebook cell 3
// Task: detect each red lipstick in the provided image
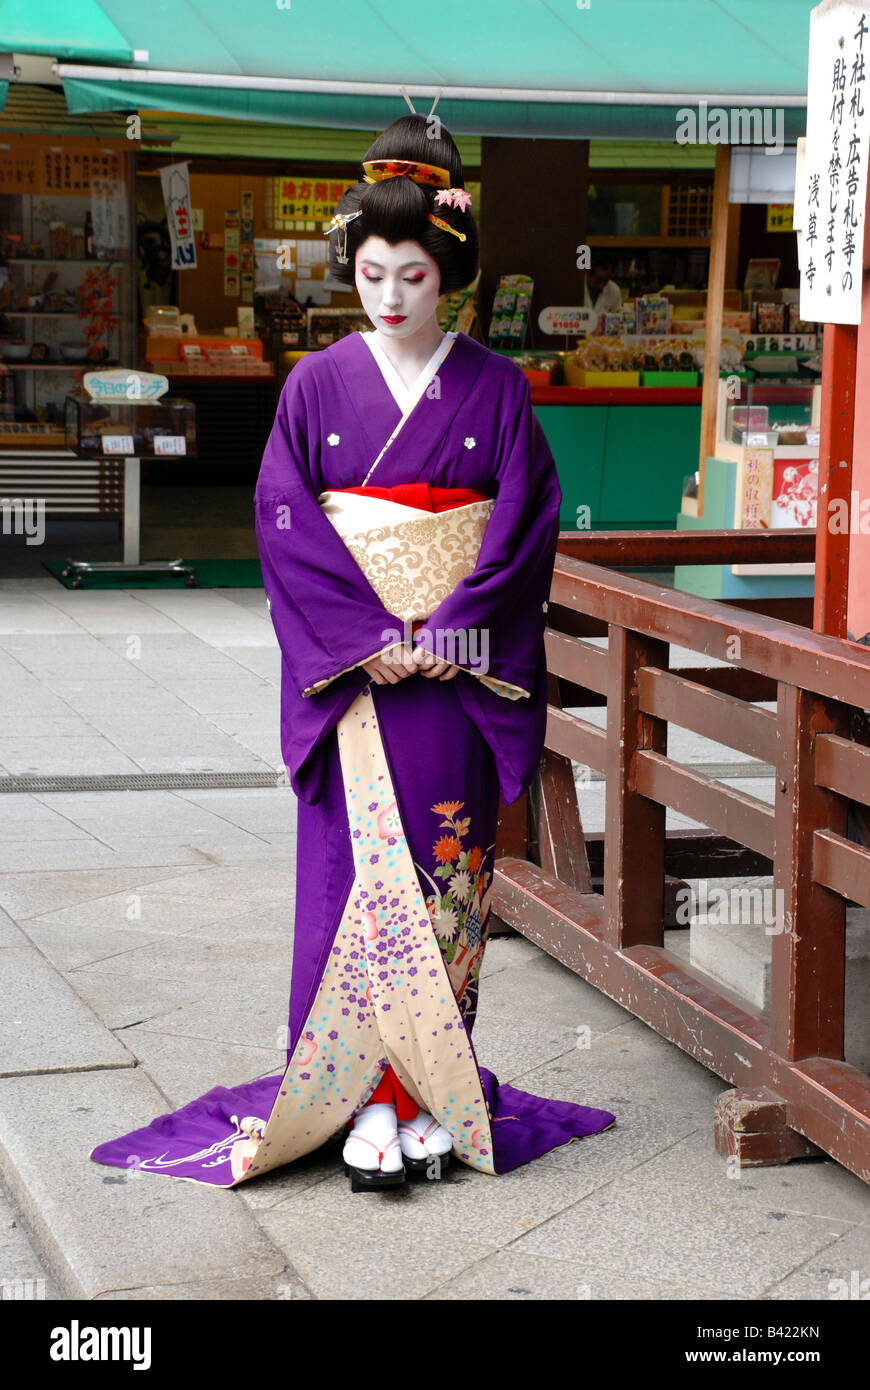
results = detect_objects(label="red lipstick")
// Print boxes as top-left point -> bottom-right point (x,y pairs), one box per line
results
380,314 -> 406,324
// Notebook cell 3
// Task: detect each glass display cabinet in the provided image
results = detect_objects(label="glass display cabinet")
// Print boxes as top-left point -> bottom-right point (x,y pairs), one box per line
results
0,148 -> 136,449
61,371 -> 198,587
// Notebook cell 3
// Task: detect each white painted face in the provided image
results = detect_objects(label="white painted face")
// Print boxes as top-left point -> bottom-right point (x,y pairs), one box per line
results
355,236 -> 442,339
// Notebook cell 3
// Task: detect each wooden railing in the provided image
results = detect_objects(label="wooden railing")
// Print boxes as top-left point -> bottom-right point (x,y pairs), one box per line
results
493,529 -> 870,1183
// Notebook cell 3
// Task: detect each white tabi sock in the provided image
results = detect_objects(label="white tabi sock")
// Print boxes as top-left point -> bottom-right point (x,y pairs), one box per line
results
343,1102 -> 403,1173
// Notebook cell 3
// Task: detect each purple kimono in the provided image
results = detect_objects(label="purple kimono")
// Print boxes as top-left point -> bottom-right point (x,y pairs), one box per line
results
89,330 -> 614,1186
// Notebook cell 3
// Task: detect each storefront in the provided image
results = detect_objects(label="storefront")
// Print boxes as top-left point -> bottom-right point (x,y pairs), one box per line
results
0,7 -> 811,579
0,120 -> 137,548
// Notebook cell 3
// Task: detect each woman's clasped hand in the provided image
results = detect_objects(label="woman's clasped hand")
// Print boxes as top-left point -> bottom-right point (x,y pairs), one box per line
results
362,641 -> 460,685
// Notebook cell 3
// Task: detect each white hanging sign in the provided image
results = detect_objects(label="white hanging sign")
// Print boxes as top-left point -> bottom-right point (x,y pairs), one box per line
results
159,161 -> 197,271
799,0 -> 870,323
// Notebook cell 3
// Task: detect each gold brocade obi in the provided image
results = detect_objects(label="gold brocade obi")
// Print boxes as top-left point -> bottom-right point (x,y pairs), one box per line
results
303,489 -> 527,703
318,488 -> 495,622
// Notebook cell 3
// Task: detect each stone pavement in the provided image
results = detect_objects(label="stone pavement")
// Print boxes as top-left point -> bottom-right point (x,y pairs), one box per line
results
0,575 -> 868,1301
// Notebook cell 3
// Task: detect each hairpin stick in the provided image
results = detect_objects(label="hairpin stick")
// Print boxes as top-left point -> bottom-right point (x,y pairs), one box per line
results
427,213 -> 466,242
400,86 -> 417,114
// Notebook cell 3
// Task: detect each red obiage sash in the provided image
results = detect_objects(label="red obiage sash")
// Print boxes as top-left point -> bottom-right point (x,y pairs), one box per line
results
335,483 -> 490,513
333,483 -> 491,1121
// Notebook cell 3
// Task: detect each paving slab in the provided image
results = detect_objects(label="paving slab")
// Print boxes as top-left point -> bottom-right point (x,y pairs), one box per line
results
764,1224 -> 870,1300
0,606 -> 84,636
110,1026 -> 284,1109
63,971 -> 212,1032
94,1271 -> 313,1300
137,863 -> 297,903
1,946 -> 133,1076
0,1069 -> 294,1299
96,633 -> 259,676
174,789 -> 297,839
0,1174 -> 64,1301
30,791 -> 272,850
613,1127 -> 870,1226
0,738 -> 145,777
33,595 -> 189,635
68,932 -> 288,988
127,982 -> 290,1053
21,919 -> 165,973
0,633 -> 147,676
477,949 -> 634,1034
426,1249 -> 734,1301
507,1017 -> 728,1118
28,887 -> 272,939
0,905 -> 26,948
466,1014 -> 589,1088
255,1197 -> 495,1301
0,864 -> 205,920
190,903 -> 295,945
235,1141 -> 343,1213
0,841 -> 212,874
508,1175 -> 854,1299
0,796 -> 99,846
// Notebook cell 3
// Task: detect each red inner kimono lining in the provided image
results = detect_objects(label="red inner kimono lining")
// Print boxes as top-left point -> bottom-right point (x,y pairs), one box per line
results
335,484 -> 490,512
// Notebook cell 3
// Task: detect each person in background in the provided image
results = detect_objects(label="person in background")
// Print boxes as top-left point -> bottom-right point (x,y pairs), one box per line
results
584,252 -> 623,328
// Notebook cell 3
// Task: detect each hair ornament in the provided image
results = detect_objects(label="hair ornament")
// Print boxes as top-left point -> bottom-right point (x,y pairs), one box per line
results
427,213 -> 466,242
362,158 -> 451,188
434,187 -> 472,212
323,208 -> 363,264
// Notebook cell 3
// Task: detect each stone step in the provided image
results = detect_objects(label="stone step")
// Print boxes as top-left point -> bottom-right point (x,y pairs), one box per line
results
0,1068 -> 296,1299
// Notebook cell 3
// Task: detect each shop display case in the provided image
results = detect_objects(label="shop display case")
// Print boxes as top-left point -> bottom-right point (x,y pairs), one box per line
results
306,306 -> 368,346
60,372 -> 198,585
64,388 -> 197,458
0,157 -> 136,449
676,380 -> 820,592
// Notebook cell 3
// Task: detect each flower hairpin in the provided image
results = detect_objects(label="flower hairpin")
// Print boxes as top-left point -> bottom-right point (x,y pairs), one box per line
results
434,188 -> 473,212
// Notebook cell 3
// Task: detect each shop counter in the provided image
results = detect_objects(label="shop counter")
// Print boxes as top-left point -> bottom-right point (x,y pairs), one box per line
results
530,385 -> 703,532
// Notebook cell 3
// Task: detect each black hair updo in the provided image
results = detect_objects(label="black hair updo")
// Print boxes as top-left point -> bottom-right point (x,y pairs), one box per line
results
327,114 -> 478,295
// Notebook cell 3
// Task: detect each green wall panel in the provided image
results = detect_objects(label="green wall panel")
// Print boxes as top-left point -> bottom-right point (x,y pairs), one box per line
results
535,404 -> 607,530
536,402 -> 700,532
599,405 -> 701,529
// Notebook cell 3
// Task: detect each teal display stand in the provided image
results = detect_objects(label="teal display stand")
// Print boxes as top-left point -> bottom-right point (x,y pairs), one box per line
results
673,456 -> 814,600
534,400 -> 701,532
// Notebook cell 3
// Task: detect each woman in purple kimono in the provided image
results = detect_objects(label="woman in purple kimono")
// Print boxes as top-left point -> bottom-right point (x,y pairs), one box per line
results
90,115 -> 615,1193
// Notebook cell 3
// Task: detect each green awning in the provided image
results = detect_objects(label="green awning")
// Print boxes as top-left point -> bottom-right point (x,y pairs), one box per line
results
0,0 -> 134,63
0,0 -> 816,138
59,81 -> 808,141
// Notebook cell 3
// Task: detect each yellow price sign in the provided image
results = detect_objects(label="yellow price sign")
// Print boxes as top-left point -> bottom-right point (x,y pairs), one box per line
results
766,203 -> 794,232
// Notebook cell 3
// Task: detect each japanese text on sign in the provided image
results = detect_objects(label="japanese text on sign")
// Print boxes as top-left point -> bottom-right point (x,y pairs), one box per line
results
274,178 -> 348,222
800,1 -> 870,323
0,141 -> 124,196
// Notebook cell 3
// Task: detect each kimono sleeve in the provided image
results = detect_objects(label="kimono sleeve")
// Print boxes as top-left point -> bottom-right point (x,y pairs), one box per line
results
254,360 -> 405,699
254,360 -> 405,804
414,372 -> 560,694
413,371 -> 561,804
